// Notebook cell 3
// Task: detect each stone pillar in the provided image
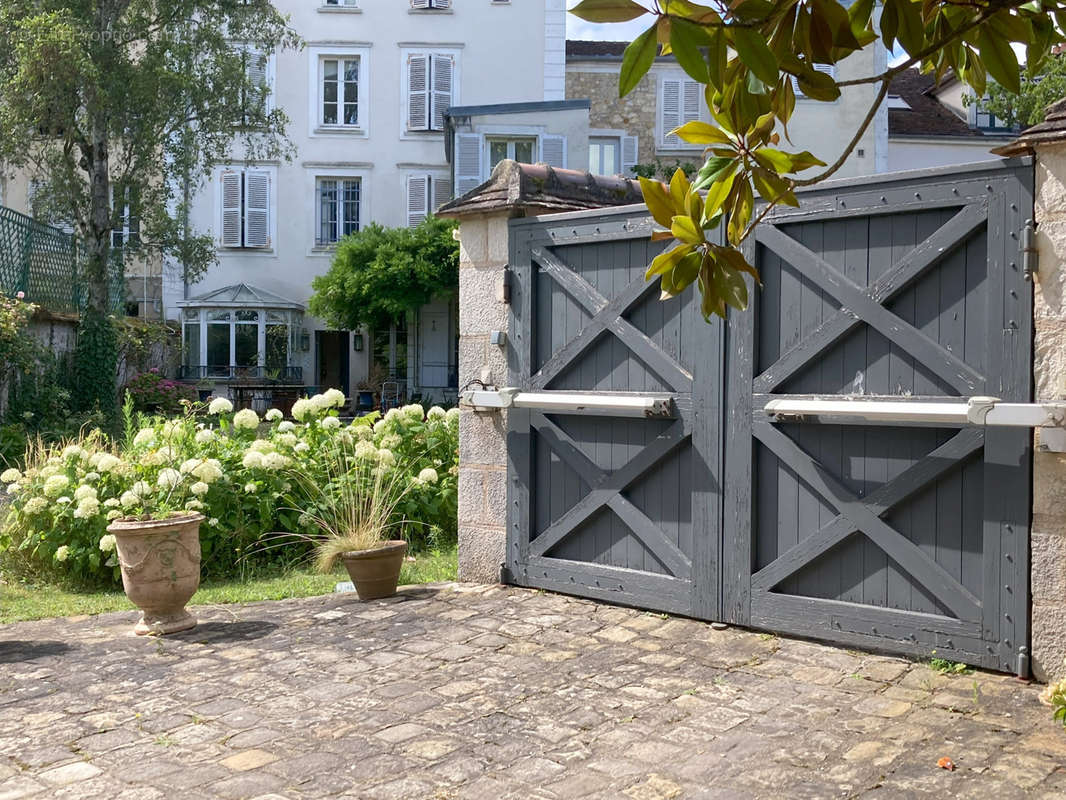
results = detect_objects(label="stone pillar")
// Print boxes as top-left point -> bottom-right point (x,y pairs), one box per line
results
454,211 -> 513,583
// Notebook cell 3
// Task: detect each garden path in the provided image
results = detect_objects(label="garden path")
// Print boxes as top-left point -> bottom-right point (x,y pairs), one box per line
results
0,584 -> 1063,799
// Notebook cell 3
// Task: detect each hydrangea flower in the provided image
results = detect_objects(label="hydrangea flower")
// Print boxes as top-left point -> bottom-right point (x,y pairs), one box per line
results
190,481 -> 209,496
320,416 -> 341,430
191,460 -> 223,483
291,398 -> 313,421
120,491 -> 140,508
276,433 -> 298,448
54,546 -> 70,562
265,408 -> 283,422
74,485 -> 97,502
384,408 -> 401,423
233,408 -> 260,430
261,452 -> 290,471
242,451 -> 265,469
309,393 -> 331,413
157,468 -> 182,489
294,442 -> 310,454
322,388 -> 346,408
244,482 -> 258,494
418,467 -> 439,484
61,445 -> 86,461
208,396 -> 234,415
402,404 -> 425,421
377,448 -> 397,467
0,467 -> 21,483
57,496 -> 71,504
103,498 -> 121,508
381,434 -> 402,450
83,472 -> 101,484
195,429 -> 215,444
132,481 -> 150,497
249,439 -> 275,454
278,420 -> 295,433
208,518 -> 220,527
427,406 -> 447,420
106,510 -> 122,521
6,483 -> 18,495
355,441 -> 377,460
446,407 -> 460,423
373,420 -> 386,434
98,534 -> 116,553
132,428 -> 156,447
89,452 -> 120,472
353,425 -> 373,441
23,497 -> 47,514
43,474 -> 70,498
180,458 -> 201,474
73,499 -> 100,519
185,500 -> 205,511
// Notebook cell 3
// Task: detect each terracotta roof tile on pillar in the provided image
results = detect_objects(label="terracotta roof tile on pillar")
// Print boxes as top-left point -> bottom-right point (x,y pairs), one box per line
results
436,160 -> 645,219
992,98 -> 1066,156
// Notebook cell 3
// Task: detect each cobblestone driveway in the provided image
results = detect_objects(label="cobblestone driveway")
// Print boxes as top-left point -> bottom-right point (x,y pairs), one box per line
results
1,583 -> 1063,799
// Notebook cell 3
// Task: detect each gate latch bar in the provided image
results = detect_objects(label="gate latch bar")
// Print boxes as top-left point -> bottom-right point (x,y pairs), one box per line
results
763,396 -> 1066,429
461,388 -> 675,418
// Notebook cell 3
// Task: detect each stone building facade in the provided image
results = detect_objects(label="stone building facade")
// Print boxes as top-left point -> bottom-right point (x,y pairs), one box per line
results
565,67 -> 659,168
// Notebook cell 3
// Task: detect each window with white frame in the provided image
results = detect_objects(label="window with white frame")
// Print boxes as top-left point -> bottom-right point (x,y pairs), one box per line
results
183,308 -> 298,376
659,76 -> 704,149
323,0 -> 358,6
410,0 -> 451,9
320,56 -> 360,127
589,137 -> 620,176
316,177 -> 361,246
974,97 -> 1015,131
237,46 -> 272,126
406,52 -> 455,132
111,185 -> 140,250
219,169 -> 271,249
487,137 -> 536,171
406,174 -> 453,227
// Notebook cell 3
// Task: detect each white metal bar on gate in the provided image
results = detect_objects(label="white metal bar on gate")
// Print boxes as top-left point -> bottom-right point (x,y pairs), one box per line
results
762,396 -> 1066,428
461,388 -> 674,418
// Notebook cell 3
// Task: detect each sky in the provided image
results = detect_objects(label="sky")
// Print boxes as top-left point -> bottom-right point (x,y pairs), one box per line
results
565,0 -> 650,41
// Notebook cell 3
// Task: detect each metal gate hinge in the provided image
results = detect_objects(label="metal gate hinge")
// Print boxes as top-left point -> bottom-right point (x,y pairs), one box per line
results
1022,219 -> 1038,281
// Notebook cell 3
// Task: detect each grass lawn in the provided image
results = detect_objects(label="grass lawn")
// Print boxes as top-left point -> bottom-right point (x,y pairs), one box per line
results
0,547 -> 457,624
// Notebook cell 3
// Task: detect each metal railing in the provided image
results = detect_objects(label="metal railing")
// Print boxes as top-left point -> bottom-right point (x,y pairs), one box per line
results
0,205 -> 125,314
178,365 -> 304,383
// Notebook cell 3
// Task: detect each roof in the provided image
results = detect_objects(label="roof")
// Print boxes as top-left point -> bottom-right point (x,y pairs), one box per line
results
888,69 -> 985,138
436,160 -> 644,219
566,40 -> 628,59
993,97 -> 1066,156
445,99 -> 590,118
178,283 -> 304,311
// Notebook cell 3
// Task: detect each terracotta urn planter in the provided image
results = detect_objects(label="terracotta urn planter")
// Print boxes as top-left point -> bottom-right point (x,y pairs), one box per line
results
107,513 -> 204,635
341,540 -> 407,601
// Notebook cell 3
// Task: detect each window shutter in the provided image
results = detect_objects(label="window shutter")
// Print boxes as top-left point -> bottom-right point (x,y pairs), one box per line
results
682,79 -> 701,126
454,133 -> 483,196
621,135 -> 638,174
431,174 -> 453,212
221,171 -> 242,248
539,134 -> 566,169
244,171 -> 270,248
793,64 -> 836,98
431,54 -> 454,132
406,175 -> 429,228
410,0 -> 430,9
246,48 -> 268,113
407,54 -> 429,131
660,79 -> 681,147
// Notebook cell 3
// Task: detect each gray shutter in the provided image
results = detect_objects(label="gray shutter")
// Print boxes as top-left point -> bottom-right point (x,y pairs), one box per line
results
660,79 -> 681,147
432,174 -> 453,211
621,135 -> 639,174
431,0 -> 451,7
410,0 -> 430,9
455,133 -> 483,196
539,134 -> 566,169
682,79 -> 701,126
406,174 -> 429,228
431,54 -> 454,132
244,170 -> 270,248
408,54 -> 429,131
246,48 -> 269,115
221,171 -> 242,247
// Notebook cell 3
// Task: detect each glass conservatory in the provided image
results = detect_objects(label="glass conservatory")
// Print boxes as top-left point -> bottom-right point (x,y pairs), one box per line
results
177,284 -> 304,382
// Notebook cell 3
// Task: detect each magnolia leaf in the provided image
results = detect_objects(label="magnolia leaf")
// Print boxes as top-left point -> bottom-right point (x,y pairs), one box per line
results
671,215 -> 704,244
645,242 -> 695,279
639,177 -> 675,229
977,29 -> 1021,94
703,169 -> 737,221
671,121 -> 733,145
669,167 -> 691,209
650,229 -> 675,242
733,27 -> 779,85
620,24 -> 659,97
707,26 -> 727,90
714,260 -> 749,311
893,0 -> 925,55
672,251 -> 703,293
785,149 -> 828,171
716,245 -> 762,285
752,147 -> 793,173
570,0 -> 650,24
669,17 -> 711,84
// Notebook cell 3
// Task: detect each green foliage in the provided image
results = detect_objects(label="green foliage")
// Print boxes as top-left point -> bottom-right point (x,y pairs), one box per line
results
72,309 -> 119,421
122,370 -> 197,415
928,652 -> 972,675
573,0 -> 1066,318
0,1 -> 301,313
309,216 -> 459,332
1,391 -> 459,586
973,53 -> 1066,127
631,160 -> 700,180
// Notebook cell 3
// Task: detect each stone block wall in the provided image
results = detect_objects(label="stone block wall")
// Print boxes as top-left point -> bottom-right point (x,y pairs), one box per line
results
1031,142 -> 1066,681
456,212 -> 513,583
566,69 -> 658,166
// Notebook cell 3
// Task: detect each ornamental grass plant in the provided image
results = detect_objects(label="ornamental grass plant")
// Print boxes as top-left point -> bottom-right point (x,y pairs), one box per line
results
1,391 -> 459,585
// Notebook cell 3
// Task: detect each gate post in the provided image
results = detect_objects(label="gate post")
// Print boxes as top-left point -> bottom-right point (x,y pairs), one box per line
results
997,102 -> 1066,681
439,161 -> 643,583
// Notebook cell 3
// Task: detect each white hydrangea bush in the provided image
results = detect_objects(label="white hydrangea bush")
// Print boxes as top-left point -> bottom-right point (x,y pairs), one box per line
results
1,391 -> 458,583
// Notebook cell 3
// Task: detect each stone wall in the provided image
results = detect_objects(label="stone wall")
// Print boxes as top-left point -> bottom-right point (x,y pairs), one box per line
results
1031,141 -> 1066,682
456,212 -> 512,583
566,69 -> 658,166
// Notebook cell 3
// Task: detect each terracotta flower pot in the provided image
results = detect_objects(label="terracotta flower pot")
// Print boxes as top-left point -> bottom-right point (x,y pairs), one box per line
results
107,513 -> 204,635
341,540 -> 407,601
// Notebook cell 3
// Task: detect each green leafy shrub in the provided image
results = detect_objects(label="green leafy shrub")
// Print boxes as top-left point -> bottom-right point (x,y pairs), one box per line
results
122,369 -> 198,415
1,391 -> 459,585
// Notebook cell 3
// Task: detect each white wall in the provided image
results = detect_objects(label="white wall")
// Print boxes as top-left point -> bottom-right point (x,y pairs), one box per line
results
887,138 -> 1004,172
167,0 -> 564,391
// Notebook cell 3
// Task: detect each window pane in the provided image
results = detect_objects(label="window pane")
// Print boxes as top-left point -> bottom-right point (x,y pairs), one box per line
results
266,325 -> 288,371
207,323 -> 230,368
184,324 -> 200,367
342,179 -> 360,236
489,140 -> 507,169
235,324 -> 258,367
589,142 -> 602,174
322,59 -> 338,124
236,310 -> 259,322
343,59 -> 358,125
514,140 -> 534,163
318,180 -> 337,244
208,310 -> 231,322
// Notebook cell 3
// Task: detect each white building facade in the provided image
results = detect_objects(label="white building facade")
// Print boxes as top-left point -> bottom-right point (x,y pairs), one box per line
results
167,0 -> 567,404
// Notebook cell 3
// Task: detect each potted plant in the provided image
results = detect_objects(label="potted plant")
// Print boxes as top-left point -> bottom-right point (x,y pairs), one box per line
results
106,463 -> 218,635
286,438 -> 410,601
356,365 -> 387,412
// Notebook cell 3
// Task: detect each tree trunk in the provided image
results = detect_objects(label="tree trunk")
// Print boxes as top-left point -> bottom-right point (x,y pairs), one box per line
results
86,118 -> 111,313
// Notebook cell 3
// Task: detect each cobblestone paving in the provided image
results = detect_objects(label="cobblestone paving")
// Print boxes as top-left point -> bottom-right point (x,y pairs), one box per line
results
1,583 -> 1064,799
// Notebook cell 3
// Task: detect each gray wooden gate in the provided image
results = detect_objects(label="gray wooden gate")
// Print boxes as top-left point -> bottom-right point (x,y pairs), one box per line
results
505,159 -> 1033,674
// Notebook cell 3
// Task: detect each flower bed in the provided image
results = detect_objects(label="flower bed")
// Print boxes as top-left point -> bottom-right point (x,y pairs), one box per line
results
1,391 -> 458,584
